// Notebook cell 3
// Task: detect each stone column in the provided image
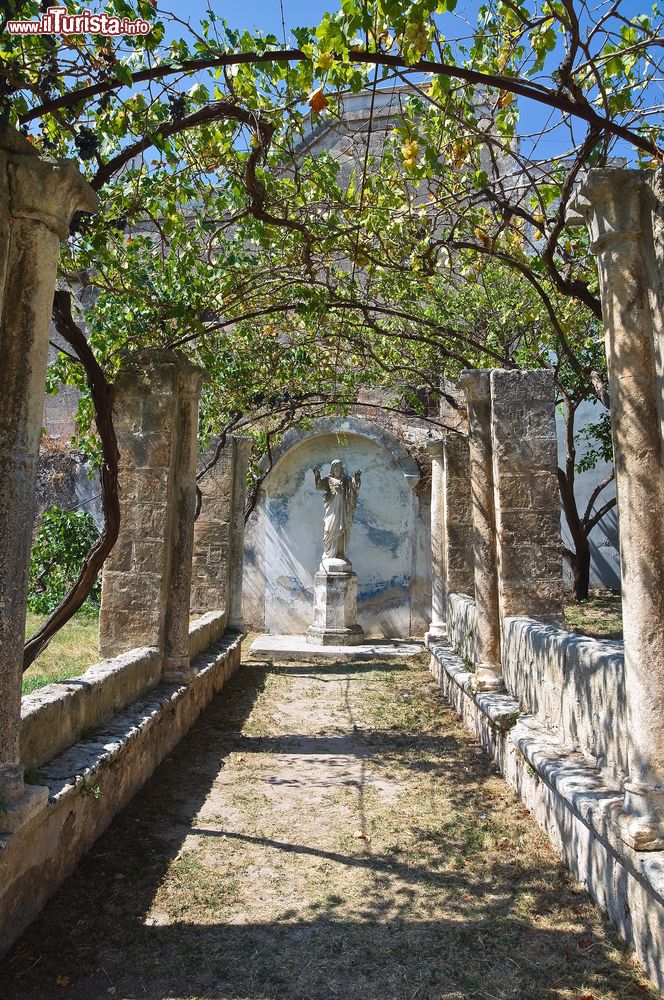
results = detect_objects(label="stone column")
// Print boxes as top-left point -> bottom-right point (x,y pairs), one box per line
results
425,439 -> 447,640
191,438 -> 235,616
442,433 -> 474,597
570,168 -> 664,849
490,369 -> 564,625
226,437 -> 251,632
162,364 -> 206,681
99,351 -> 204,683
460,371 -> 502,690
0,128 -> 97,821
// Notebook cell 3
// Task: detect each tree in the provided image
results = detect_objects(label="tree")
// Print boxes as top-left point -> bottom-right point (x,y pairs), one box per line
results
2,1 -> 662,656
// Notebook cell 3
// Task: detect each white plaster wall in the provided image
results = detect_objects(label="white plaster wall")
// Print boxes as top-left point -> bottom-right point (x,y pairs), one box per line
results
245,431 -> 421,637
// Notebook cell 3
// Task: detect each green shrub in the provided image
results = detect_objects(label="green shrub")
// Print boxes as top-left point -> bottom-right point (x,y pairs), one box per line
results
28,506 -> 100,614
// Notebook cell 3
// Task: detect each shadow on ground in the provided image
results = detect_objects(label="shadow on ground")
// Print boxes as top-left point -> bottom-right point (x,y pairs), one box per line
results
1,655 -> 656,1000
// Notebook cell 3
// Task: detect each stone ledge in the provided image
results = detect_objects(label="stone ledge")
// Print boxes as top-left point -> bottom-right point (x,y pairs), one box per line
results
427,639 -> 520,731
21,645 -> 162,771
427,638 -> 664,992
250,634 -> 423,661
1,629 -> 243,958
40,630 -> 241,803
189,608 -> 228,659
21,613 -> 234,772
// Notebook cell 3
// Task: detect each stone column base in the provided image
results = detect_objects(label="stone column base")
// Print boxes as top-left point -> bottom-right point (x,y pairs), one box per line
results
612,784 -> 664,851
162,655 -> 196,685
306,569 -> 365,646
425,624 -> 448,643
0,783 -> 48,835
471,663 -> 505,693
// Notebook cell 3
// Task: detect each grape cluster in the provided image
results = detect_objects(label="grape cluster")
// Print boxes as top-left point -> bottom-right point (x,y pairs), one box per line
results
401,138 -> 419,171
168,94 -> 187,122
405,22 -> 429,56
74,127 -> 100,161
70,211 -> 93,236
0,77 -> 16,125
251,390 -> 294,410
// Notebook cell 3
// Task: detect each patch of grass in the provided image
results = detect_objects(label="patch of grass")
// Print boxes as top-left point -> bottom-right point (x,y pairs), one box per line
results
22,610 -> 99,696
564,591 -> 623,640
161,851 -> 240,918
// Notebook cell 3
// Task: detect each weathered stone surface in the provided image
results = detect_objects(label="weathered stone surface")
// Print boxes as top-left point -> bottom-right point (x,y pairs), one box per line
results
425,439 -> 446,640
0,629 -> 242,956
490,369 -> 564,625
191,440 -> 234,615
447,593 -> 628,786
20,646 -> 161,771
427,636 -> 664,994
442,433 -> 474,597
307,570 -> 365,645
99,351 -> 205,686
571,167 -> 664,850
460,371 -> 502,690
227,438 -> 251,630
188,609 -> 228,659
191,435 -> 250,629
445,592 -> 477,665
0,128 -> 97,804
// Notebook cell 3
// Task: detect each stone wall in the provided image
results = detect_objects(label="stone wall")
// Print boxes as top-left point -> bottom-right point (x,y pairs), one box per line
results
1,619 -> 241,958
444,592 -> 627,788
244,416 -> 430,637
427,634 -> 664,994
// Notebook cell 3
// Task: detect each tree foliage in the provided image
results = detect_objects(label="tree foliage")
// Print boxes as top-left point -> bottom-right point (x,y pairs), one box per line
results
1,0 -> 662,632
28,507 -> 101,615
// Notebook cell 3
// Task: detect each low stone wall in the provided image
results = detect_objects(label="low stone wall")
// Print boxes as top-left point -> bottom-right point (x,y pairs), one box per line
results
188,609 -> 227,658
21,646 -> 161,771
20,610 -> 227,773
445,592 -> 476,663
445,592 -> 627,787
1,624 -> 242,957
502,616 -> 627,783
427,639 -> 664,993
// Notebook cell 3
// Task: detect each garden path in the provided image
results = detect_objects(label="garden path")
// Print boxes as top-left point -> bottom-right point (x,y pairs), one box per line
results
2,647 -> 656,999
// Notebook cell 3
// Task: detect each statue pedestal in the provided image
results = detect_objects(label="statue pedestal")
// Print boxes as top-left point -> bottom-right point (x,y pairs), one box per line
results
306,564 -> 365,646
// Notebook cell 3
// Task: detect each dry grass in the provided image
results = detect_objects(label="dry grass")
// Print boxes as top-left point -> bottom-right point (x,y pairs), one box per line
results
22,611 -> 100,695
564,592 -> 623,641
3,648 -> 656,1000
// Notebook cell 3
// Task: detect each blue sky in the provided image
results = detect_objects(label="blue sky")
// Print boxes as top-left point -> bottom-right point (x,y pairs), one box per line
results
158,0 -> 654,164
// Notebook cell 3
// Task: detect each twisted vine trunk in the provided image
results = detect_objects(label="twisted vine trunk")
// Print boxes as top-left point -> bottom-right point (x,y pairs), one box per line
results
23,290 -> 120,670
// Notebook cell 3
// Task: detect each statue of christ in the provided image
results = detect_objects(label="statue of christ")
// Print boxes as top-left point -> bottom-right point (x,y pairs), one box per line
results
312,460 -> 361,563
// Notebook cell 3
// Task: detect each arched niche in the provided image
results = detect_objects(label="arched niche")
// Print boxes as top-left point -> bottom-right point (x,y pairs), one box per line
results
243,417 -> 430,638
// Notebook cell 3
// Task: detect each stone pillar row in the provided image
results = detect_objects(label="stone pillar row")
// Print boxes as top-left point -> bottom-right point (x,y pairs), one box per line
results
428,368 -> 563,692
0,127 -> 251,834
0,128 -> 98,818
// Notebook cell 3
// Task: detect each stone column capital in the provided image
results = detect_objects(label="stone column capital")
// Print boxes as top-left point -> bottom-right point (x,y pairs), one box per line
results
232,435 -> 253,458
459,369 -> 491,402
117,349 -> 206,395
425,437 -> 445,460
567,168 -> 648,255
4,150 -> 98,240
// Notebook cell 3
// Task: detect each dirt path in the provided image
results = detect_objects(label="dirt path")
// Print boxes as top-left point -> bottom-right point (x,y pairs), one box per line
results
2,649 -> 658,1000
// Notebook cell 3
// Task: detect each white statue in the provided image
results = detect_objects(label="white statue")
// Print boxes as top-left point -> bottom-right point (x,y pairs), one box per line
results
313,460 -> 361,563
